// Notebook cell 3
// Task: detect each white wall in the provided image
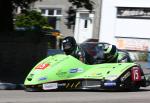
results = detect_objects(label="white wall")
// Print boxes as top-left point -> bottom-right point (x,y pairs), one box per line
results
99,0 -> 150,45
115,19 -> 150,38
99,0 -> 116,44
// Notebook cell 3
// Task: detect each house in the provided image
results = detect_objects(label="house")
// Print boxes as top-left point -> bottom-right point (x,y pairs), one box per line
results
32,0 -> 102,43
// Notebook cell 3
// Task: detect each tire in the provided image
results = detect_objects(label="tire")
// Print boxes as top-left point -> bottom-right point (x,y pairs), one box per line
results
24,87 -> 40,92
125,82 -> 140,91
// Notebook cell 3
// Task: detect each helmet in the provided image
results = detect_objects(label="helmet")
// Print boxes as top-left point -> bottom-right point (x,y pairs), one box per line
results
62,36 -> 77,54
98,43 -> 118,61
103,44 -> 118,61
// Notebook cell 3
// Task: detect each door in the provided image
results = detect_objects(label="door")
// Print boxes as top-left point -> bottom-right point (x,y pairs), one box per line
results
74,12 -> 94,43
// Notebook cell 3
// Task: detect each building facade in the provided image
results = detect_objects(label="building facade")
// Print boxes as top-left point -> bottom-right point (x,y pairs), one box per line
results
100,0 -> 150,52
33,0 -> 102,43
33,0 -> 150,60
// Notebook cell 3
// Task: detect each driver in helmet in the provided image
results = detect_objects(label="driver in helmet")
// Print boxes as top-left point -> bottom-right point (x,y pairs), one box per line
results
62,36 -> 87,63
95,43 -> 131,63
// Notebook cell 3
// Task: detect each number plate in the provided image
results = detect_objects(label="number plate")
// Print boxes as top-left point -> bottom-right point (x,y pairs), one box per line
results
43,83 -> 58,90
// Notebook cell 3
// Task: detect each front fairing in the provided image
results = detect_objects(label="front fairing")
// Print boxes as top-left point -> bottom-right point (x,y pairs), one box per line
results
24,54 -> 137,85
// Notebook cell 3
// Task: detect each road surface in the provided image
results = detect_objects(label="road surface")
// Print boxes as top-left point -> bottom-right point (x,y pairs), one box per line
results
1,87 -> 150,103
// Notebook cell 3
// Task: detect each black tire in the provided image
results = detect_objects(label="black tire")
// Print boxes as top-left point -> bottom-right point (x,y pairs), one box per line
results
125,83 -> 140,91
24,87 -> 40,92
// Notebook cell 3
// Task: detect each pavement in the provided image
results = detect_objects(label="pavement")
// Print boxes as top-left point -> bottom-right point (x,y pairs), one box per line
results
138,61 -> 150,74
138,61 -> 150,69
0,83 -> 24,90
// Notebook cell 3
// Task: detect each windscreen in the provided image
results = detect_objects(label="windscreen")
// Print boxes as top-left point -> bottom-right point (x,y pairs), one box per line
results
80,42 -> 110,63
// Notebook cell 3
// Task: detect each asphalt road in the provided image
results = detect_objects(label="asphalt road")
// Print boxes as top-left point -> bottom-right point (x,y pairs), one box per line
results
1,86 -> 150,103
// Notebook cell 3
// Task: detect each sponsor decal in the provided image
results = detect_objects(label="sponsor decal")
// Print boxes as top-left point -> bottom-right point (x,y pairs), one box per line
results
120,72 -> 131,82
104,82 -> 116,87
43,83 -> 58,90
69,68 -> 84,73
35,63 -> 49,70
65,82 -> 81,88
131,67 -> 141,81
85,73 -> 103,78
105,75 -> 118,81
38,77 -> 47,81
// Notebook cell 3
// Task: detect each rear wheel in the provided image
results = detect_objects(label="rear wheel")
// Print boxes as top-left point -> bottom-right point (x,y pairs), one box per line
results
122,75 -> 141,91
124,66 -> 144,91
123,79 -> 141,91
128,83 -> 140,91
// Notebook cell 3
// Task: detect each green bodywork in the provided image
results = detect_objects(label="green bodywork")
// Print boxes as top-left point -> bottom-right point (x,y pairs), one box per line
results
24,54 -> 137,85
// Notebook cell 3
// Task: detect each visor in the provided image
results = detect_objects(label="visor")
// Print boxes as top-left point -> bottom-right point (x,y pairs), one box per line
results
63,42 -> 72,50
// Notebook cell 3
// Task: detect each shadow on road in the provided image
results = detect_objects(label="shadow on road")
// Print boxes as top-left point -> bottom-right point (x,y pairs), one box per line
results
24,87 -> 150,93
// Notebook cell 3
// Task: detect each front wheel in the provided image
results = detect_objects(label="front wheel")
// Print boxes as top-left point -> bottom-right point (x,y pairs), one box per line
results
24,87 -> 41,92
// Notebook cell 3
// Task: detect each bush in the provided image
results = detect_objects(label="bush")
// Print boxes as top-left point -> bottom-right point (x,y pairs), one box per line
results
138,52 -> 148,61
14,10 -> 50,30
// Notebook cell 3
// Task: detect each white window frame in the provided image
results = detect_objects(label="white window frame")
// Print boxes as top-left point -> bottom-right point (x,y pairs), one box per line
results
40,8 -> 62,17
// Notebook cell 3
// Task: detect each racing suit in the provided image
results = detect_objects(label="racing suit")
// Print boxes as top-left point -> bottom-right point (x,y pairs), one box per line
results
108,51 -> 132,63
65,45 -> 88,64
94,50 -> 132,64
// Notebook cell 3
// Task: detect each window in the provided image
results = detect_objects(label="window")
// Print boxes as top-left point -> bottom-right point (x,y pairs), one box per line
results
56,9 -> 62,15
84,19 -> 88,28
41,8 -> 62,16
80,13 -> 89,18
48,9 -> 54,15
41,9 -> 46,15
40,8 -> 62,31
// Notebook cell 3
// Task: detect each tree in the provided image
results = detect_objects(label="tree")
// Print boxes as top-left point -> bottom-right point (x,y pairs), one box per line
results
0,0 -> 93,32
66,0 -> 94,28
68,0 -> 94,10
66,7 -> 76,29
15,10 -> 49,30
0,0 -> 38,32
